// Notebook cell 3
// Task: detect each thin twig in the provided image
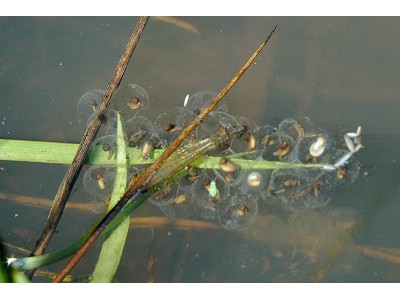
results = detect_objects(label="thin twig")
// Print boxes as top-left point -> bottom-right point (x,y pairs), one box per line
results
27,17 -> 149,279
52,25 -> 277,283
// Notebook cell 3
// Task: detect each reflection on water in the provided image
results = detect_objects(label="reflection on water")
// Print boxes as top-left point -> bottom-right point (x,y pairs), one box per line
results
1,17 -> 400,282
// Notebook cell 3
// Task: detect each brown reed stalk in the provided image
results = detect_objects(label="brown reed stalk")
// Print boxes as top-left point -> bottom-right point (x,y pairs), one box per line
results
27,17 -> 150,279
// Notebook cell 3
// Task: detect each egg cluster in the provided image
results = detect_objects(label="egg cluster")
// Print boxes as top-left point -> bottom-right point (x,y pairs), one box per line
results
77,84 -> 362,230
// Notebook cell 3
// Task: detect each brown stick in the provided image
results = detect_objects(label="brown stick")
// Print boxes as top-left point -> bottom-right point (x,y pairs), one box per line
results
52,25 -> 277,283
27,17 -> 150,278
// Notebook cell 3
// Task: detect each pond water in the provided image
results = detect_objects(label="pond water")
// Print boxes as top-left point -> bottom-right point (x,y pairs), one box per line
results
1,16 -> 400,282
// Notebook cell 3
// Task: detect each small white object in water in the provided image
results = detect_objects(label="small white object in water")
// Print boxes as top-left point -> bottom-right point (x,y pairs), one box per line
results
247,172 -> 262,187
324,126 -> 363,170
309,136 -> 327,157
184,94 -> 190,107
346,126 -> 362,139
7,257 -> 16,266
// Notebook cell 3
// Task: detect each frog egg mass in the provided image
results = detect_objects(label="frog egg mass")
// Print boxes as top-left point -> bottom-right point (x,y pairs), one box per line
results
78,84 -> 363,230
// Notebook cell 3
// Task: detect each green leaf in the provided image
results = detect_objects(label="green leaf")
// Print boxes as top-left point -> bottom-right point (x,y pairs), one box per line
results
7,192 -> 149,272
0,139 -> 81,164
0,139 -> 326,170
1,237 -> 30,283
90,112 -> 130,283
0,138 -> 151,166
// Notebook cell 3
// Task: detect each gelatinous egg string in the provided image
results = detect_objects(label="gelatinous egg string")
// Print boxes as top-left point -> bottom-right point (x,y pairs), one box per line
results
185,90 -> 229,115
217,188 -> 259,231
77,89 -> 105,124
77,84 -> 150,213
77,83 -> 150,131
77,84 -> 364,230
109,83 -> 150,120
265,168 -> 332,212
153,106 -> 197,147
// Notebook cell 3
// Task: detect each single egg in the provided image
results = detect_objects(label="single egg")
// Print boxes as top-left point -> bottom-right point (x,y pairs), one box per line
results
309,136 -> 327,157
247,171 -> 262,187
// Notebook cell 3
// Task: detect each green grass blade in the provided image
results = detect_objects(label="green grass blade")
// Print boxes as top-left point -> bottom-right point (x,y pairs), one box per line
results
0,139 -> 80,164
0,138 -> 149,165
90,113 -> 129,283
0,236 -> 13,283
0,139 -> 327,170
8,192 -> 149,272
1,236 -> 30,283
